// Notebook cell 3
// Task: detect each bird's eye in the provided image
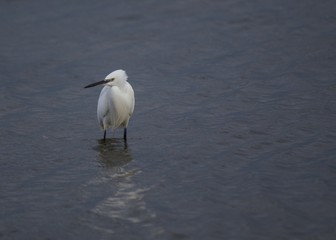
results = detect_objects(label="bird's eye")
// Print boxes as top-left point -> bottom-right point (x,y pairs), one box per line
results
110,78 -> 115,81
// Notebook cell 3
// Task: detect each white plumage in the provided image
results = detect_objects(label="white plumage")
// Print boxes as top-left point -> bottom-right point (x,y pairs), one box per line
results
85,69 -> 135,140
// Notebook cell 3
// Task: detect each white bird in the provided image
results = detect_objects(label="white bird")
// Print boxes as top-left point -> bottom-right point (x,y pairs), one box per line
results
84,69 -> 135,141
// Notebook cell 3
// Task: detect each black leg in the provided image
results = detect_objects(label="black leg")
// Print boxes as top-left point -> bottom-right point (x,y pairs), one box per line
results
103,130 -> 106,141
123,128 -> 127,140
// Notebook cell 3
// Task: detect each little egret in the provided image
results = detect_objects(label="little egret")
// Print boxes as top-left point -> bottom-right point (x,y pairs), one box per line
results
84,69 -> 135,141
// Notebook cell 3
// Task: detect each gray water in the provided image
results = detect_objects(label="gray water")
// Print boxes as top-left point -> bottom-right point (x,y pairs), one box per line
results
1,0 -> 336,239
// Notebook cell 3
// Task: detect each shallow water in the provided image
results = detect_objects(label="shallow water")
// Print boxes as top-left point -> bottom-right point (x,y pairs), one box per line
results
1,0 -> 336,239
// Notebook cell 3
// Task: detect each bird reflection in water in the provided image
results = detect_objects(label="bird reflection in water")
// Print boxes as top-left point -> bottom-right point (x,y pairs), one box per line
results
95,138 -> 131,169
91,138 -> 158,228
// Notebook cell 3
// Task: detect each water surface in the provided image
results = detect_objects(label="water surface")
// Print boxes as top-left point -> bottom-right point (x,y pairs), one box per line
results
0,0 -> 336,239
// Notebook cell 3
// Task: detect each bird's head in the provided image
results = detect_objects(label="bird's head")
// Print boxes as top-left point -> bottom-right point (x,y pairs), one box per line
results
84,69 -> 128,88
104,69 -> 128,87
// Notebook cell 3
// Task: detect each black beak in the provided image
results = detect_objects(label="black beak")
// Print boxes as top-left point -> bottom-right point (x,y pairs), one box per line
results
84,80 -> 106,88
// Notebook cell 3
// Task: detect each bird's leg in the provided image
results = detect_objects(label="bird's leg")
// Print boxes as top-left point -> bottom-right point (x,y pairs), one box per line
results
103,130 -> 106,141
123,128 -> 127,141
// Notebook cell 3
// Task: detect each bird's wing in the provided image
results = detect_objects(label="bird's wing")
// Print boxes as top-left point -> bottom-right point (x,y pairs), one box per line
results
126,82 -> 135,117
97,86 -> 115,129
